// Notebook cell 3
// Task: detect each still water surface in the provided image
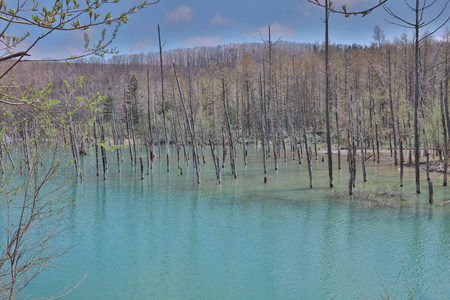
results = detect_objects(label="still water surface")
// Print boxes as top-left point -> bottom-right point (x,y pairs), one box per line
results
23,149 -> 450,299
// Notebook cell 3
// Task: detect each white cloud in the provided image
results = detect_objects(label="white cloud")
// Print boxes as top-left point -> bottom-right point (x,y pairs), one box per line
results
295,4 -> 315,17
210,14 -> 238,25
130,37 -> 154,53
301,9 -> 311,17
255,22 -> 295,39
165,5 -> 193,24
183,35 -> 222,47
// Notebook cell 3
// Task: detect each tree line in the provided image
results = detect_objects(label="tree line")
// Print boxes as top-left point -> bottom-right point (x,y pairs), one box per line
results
1,27 -> 449,193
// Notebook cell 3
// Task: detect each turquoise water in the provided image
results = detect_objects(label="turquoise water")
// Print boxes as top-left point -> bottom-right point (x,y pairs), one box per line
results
18,149 -> 450,299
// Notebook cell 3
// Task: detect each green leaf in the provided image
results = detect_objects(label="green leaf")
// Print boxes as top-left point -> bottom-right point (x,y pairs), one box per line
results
71,19 -> 80,27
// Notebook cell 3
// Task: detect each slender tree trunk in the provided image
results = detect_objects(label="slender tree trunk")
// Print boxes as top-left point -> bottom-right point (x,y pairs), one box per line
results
358,108 -> 367,182
259,74 -> 267,174
147,69 -> 154,170
124,90 -> 134,168
93,118 -> 99,176
188,66 -> 201,182
267,26 -> 278,170
130,102 -> 138,173
100,115 -> 107,180
414,0 -> 421,194
310,91 -> 318,161
348,137 -> 353,195
241,110 -> 247,165
173,63 -> 200,183
388,51 -> 398,165
441,82 -> 448,186
302,99 -> 313,188
158,25 -> 170,172
400,138 -> 404,186
369,68 -> 380,163
324,0 -> 333,187
172,79 -> 188,167
222,78 -> 237,179
335,75 -> 341,169
111,101 -> 121,173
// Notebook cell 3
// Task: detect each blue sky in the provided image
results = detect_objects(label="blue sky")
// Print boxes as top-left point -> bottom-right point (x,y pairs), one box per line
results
17,0 -> 450,59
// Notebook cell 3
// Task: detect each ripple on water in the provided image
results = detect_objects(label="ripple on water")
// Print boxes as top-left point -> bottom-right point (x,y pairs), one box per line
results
16,151 -> 450,299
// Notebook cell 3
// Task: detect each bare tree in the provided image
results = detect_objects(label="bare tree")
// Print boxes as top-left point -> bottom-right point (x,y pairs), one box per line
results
0,140 -> 75,299
307,0 -> 388,188
383,0 -> 450,194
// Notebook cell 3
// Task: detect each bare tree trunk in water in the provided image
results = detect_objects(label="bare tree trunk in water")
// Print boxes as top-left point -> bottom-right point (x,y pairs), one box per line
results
158,24 -> 170,172
334,75 -> 341,169
388,51 -> 398,165
267,26 -> 278,170
369,68 -> 380,163
440,82 -> 448,186
147,69 -> 154,170
324,0 -> 333,187
222,78 -> 237,179
414,0 -> 421,194
259,74 -> 267,174
358,108 -> 367,182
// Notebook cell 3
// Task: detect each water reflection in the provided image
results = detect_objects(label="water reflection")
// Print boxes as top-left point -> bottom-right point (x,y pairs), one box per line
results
19,150 -> 450,299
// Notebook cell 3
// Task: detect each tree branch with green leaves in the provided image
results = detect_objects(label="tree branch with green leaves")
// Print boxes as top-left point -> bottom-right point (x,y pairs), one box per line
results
0,0 -> 159,80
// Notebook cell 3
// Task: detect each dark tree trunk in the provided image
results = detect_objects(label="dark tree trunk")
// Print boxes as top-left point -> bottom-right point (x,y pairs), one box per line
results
324,0 -> 333,187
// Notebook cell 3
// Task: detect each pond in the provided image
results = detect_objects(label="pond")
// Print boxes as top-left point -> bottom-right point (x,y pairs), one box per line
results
21,148 -> 450,299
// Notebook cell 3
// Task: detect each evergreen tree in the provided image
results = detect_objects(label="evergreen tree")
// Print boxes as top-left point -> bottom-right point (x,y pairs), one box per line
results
127,75 -> 142,126
103,87 -> 115,122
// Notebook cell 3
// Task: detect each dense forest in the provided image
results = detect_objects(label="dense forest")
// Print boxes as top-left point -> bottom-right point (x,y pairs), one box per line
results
2,29 -> 449,192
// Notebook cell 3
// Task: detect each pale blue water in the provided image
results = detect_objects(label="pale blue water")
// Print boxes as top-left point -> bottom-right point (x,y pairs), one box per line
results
16,149 -> 450,299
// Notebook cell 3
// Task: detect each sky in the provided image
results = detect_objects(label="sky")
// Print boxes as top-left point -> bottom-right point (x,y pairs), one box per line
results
12,0 -> 450,60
